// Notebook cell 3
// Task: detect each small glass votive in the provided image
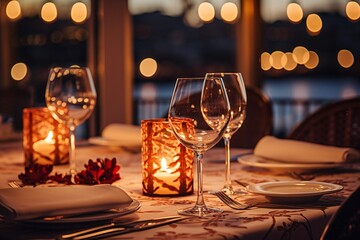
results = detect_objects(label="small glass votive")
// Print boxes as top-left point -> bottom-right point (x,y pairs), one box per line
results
23,107 -> 69,166
141,118 -> 194,197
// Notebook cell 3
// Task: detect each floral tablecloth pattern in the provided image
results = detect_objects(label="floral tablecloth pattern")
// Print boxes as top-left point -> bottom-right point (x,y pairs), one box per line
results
0,142 -> 359,240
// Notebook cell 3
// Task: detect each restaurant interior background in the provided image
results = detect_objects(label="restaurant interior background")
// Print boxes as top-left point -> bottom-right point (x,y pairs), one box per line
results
0,0 -> 359,141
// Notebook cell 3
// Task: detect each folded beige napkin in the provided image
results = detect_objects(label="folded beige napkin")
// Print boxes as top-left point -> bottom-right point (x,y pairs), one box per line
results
254,136 -> 360,164
102,123 -> 141,146
0,185 -> 133,221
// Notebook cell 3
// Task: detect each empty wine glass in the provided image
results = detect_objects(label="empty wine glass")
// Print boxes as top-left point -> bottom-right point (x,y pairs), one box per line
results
45,67 -> 97,180
168,77 -> 230,217
205,73 -> 247,195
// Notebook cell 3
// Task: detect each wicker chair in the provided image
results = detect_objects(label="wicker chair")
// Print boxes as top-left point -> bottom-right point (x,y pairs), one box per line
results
288,97 -> 360,151
217,86 -> 273,148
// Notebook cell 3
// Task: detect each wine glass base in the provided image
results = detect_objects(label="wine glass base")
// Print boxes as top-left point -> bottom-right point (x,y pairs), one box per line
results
178,206 -> 223,217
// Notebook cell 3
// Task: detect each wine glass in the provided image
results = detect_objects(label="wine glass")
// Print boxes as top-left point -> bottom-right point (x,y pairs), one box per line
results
45,67 -> 97,180
205,73 -> 247,195
168,77 -> 230,217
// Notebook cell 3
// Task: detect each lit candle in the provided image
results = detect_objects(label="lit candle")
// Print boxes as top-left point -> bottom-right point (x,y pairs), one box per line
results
32,131 -> 55,165
153,158 -> 180,195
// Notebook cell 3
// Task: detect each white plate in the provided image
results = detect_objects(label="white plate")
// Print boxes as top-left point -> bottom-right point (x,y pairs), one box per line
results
88,137 -> 141,148
23,199 -> 141,224
247,181 -> 343,203
238,154 -> 344,172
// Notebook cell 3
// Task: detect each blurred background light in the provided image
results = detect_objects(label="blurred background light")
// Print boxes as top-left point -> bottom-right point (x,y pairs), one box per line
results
304,51 -> 319,69
140,58 -> 157,77
220,2 -> 239,23
292,46 -> 310,64
11,62 -> 28,81
261,52 -> 272,71
41,2 -> 58,23
282,52 -> 297,71
6,0 -> 22,20
345,1 -> 360,21
286,2 -> 303,23
270,51 -> 285,70
71,2 -> 88,23
198,2 -> 215,22
306,13 -> 322,35
337,49 -> 354,68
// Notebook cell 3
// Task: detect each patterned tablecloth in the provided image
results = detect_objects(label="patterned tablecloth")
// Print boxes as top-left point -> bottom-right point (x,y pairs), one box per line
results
0,142 -> 359,240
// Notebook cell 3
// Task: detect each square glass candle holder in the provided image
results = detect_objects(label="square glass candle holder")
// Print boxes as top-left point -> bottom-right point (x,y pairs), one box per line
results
141,118 -> 194,197
23,107 -> 69,166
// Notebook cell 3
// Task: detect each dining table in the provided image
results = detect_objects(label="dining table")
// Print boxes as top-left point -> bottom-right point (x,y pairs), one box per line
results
0,140 -> 359,240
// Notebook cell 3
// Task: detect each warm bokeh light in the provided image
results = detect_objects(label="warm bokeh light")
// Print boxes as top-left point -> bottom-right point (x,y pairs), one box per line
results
71,2 -> 88,23
11,62 -> 28,81
140,58 -> 157,77
220,2 -> 239,23
41,2 -> 57,23
270,51 -> 285,70
304,51 -> 319,69
261,52 -> 271,71
6,0 -> 22,20
292,46 -> 310,64
282,52 -> 297,71
198,2 -> 215,22
346,1 -> 360,21
337,49 -> 354,68
286,2 -> 303,23
306,13 -> 322,35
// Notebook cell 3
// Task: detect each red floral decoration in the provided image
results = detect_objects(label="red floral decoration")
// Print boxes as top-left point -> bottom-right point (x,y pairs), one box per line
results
18,158 -> 121,186
76,158 -> 121,185
18,164 -> 53,186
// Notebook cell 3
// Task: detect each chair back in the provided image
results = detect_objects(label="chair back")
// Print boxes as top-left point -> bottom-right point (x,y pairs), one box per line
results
288,97 -> 360,150
217,86 -> 273,148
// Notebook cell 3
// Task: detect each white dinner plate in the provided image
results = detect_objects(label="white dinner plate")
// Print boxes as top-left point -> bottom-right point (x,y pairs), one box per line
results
247,181 -> 343,203
238,154 -> 344,172
88,137 -> 141,148
23,199 -> 141,224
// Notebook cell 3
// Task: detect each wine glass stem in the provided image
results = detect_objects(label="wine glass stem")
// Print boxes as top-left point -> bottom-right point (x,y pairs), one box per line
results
194,151 -> 206,209
69,125 -> 76,182
223,136 -> 233,194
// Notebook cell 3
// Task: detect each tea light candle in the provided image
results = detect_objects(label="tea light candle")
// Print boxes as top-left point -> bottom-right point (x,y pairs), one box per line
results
141,118 -> 194,197
23,107 -> 69,166
33,131 -> 55,165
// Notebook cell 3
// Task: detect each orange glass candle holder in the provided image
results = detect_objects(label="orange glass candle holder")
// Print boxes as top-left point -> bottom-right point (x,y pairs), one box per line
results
23,107 -> 69,166
141,118 -> 194,197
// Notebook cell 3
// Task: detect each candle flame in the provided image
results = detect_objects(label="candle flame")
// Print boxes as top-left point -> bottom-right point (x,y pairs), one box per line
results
45,131 -> 54,143
160,158 -> 172,173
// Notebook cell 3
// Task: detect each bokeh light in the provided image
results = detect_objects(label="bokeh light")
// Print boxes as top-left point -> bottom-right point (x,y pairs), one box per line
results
261,52 -> 271,71
220,2 -> 239,23
6,0 -> 22,20
71,2 -> 88,23
286,2 -> 303,23
140,58 -> 158,77
337,49 -> 354,68
292,46 -> 310,64
41,2 -> 58,23
304,51 -> 319,69
306,14 -> 322,35
282,52 -> 297,71
11,62 -> 28,81
270,51 -> 285,70
198,2 -> 215,22
346,1 -> 360,21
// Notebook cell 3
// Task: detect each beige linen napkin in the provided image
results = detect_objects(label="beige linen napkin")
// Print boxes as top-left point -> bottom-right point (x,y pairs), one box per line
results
102,123 -> 141,146
0,185 -> 133,221
254,136 -> 360,164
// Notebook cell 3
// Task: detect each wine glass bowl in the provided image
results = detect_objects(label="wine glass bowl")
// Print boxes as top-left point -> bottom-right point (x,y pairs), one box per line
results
45,67 -> 97,178
168,77 -> 230,217
205,73 -> 247,195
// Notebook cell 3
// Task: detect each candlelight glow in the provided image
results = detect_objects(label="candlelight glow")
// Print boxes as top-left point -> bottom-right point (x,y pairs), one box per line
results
160,158 -> 172,173
45,131 -> 54,143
